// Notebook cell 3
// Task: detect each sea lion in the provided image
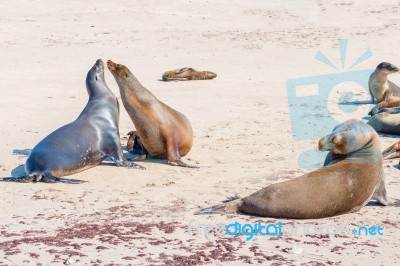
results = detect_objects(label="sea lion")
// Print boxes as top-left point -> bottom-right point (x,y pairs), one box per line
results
107,60 -> 197,168
367,111 -> 400,135
0,59 -> 143,184
127,131 -> 147,160
162,68 -> 217,81
369,62 -> 400,103
195,119 -> 387,218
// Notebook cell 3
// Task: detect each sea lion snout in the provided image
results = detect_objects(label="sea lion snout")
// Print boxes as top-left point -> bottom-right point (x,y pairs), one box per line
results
107,60 -> 129,77
95,59 -> 104,69
206,71 -> 217,79
107,60 -> 116,71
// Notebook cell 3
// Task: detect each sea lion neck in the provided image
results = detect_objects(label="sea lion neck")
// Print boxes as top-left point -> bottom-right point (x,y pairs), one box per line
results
85,66 -> 113,99
345,137 -> 382,164
117,72 -> 156,102
375,70 -> 390,84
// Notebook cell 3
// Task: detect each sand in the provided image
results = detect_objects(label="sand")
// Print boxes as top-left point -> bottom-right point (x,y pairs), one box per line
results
0,0 -> 399,265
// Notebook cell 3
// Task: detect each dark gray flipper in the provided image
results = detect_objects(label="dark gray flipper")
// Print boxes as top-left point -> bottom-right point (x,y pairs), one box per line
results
194,203 -> 228,215
109,156 -> 145,170
41,174 -> 86,184
378,107 -> 400,115
0,174 -> 85,184
0,176 -> 34,183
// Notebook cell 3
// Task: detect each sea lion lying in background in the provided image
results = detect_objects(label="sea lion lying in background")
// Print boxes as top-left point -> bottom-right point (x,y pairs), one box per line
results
162,68 -> 217,81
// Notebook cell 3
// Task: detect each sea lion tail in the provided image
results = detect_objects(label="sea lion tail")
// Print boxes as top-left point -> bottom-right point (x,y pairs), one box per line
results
194,195 -> 241,215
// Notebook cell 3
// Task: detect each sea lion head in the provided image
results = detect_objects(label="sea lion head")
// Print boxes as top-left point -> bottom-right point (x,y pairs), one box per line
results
107,60 -> 131,79
204,71 -> 217,79
318,119 -> 378,155
376,62 -> 399,73
86,59 -> 106,95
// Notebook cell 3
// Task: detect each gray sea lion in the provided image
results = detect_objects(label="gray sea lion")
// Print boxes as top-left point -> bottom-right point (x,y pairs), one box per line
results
195,119 -> 387,218
0,59 -> 143,184
367,111 -> 400,135
107,60 -> 197,168
162,68 -> 217,81
369,62 -> 400,103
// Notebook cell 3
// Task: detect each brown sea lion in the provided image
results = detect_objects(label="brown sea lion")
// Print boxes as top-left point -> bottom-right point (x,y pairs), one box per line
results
0,59 -> 143,184
107,60 -> 197,168
162,68 -> 217,81
195,119 -> 387,218
369,62 -> 400,103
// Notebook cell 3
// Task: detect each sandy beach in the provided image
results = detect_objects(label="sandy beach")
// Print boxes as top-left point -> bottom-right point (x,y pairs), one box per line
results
0,0 -> 399,265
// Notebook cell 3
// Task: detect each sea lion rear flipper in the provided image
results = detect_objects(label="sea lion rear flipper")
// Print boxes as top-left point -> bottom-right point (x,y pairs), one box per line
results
0,176 -> 34,183
166,137 -> 199,168
195,197 -> 242,215
42,174 -> 86,184
176,68 -> 191,74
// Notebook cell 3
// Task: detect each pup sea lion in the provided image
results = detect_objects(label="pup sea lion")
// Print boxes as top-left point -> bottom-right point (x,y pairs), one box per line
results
107,60 -> 197,168
162,68 -> 217,81
0,59 -> 143,184
196,120 -> 387,218
127,131 -> 147,160
369,62 -> 400,103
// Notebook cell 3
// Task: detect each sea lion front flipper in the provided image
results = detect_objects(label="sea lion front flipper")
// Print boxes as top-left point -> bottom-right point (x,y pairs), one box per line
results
167,159 -> 199,168
165,135 -> 199,168
0,176 -> 34,183
42,175 -> 86,184
382,141 -> 400,159
176,68 -> 191,74
110,156 -> 145,170
372,171 -> 388,206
